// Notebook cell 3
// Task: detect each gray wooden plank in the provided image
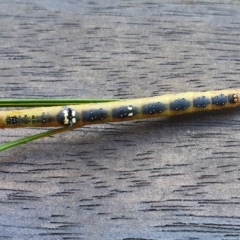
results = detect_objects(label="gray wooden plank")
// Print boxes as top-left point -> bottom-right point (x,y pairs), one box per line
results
1,0 -> 240,239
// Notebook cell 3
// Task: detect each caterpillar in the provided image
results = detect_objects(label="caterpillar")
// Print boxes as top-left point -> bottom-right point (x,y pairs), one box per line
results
0,89 -> 239,129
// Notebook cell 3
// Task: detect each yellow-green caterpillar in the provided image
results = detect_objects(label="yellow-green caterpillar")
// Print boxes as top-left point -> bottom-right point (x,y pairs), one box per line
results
0,89 -> 239,129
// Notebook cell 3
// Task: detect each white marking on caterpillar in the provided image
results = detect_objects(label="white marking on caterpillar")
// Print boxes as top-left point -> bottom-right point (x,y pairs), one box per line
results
70,110 -> 76,126
63,108 -> 76,126
72,118 -> 76,124
63,110 -> 69,125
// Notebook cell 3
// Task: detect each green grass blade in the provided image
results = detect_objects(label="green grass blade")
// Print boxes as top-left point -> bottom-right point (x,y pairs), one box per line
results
0,127 -> 75,152
0,98 -> 119,107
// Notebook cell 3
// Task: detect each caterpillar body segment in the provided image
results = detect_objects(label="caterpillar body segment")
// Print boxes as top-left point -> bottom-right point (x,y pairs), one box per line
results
0,106 -> 63,128
0,89 -> 239,129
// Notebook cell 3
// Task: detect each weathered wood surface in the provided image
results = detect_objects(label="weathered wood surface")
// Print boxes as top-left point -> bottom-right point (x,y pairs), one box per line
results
1,0 -> 240,239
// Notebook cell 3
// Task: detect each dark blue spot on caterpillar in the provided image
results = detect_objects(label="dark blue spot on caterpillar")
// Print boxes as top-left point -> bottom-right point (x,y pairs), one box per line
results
6,116 -> 19,125
170,98 -> 190,111
6,115 -> 31,125
112,105 -> 137,118
212,94 -> 227,106
23,115 -> 29,124
32,115 -> 36,124
82,108 -> 108,122
193,96 -> 210,108
142,102 -> 166,115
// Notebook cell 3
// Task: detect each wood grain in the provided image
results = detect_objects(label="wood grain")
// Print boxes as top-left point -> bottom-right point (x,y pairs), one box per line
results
1,0 -> 240,239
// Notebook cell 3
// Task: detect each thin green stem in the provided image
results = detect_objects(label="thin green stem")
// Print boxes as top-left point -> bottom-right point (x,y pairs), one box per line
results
0,127 -> 75,152
0,98 -> 119,107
